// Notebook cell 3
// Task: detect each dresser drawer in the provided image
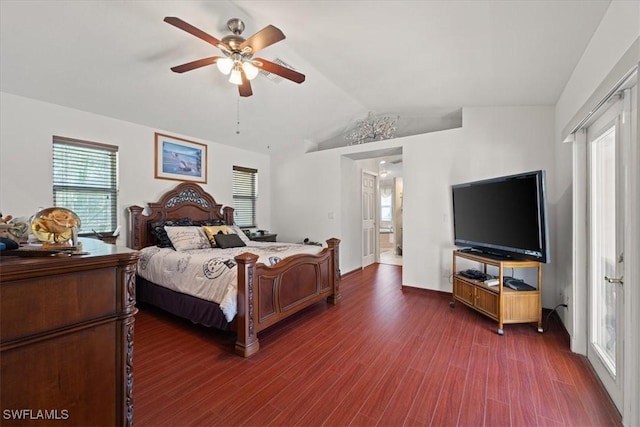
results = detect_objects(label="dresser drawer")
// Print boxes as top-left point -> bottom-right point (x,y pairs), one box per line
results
1,267 -> 116,342
1,322 -> 117,426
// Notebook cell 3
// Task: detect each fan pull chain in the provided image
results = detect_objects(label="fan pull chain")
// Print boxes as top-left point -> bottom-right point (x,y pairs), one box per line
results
236,96 -> 241,134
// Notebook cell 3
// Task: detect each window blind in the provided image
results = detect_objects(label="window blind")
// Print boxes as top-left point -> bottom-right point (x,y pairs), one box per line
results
232,166 -> 257,228
53,136 -> 118,234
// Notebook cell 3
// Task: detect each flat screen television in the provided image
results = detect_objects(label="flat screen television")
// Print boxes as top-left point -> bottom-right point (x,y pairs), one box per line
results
451,170 -> 550,263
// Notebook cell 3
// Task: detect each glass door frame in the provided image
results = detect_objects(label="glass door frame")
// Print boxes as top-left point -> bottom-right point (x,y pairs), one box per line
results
585,97 -> 624,411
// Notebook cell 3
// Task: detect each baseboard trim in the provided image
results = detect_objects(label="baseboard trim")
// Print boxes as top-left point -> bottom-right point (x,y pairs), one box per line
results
341,267 -> 362,278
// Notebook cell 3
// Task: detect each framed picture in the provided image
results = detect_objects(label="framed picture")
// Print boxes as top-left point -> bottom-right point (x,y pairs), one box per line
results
154,133 -> 207,183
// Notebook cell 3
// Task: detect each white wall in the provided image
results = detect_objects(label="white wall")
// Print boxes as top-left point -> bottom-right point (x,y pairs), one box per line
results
341,157 -> 365,271
0,92 -> 272,245
271,105 -> 557,307
268,142 -> 344,257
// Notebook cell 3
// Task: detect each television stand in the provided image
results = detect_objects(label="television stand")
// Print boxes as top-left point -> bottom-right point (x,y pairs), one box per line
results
450,250 -> 543,335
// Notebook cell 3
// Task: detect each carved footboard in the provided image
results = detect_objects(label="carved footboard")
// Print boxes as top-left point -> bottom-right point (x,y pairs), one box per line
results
234,238 -> 341,357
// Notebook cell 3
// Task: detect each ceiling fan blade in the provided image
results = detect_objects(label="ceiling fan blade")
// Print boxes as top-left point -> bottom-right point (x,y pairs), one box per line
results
239,25 -> 285,55
164,17 -> 230,51
238,72 -> 253,97
253,58 -> 306,84
170,56 -> 220,73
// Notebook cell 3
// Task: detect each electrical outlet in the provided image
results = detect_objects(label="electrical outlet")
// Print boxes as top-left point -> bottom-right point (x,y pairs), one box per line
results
443,268 -> 451,279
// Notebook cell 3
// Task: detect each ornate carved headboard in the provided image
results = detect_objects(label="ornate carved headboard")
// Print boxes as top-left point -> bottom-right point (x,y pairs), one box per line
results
128,182 -> 234,250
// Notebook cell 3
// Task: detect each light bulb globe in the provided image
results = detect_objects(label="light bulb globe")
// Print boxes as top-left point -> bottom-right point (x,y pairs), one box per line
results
242,62 -> 259,80
229,69 -> 243,85
216,57 -> 233,75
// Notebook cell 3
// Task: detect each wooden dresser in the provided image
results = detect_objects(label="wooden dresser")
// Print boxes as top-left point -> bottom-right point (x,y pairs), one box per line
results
0,239 -> 140,426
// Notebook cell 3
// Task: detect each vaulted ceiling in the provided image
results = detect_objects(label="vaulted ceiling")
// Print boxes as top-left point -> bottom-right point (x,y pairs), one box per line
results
0,1 -> 610,154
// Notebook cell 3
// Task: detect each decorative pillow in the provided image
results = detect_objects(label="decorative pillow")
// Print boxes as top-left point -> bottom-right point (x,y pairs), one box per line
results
164,226 -> 210,251
213,232 -> 246,249
202,225 -> 229,247
228,224 -> 251,243
150,218 -> 192,248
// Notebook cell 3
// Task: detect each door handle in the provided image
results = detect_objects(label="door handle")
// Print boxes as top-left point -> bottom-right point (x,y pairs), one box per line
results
604,276 -> 624,285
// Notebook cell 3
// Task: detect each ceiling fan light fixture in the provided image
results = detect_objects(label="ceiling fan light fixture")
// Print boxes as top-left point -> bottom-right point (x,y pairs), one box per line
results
216,57 -> 233,75
229,66 -> 243,85
164,16 -> 305,97
242,61 -> 259,80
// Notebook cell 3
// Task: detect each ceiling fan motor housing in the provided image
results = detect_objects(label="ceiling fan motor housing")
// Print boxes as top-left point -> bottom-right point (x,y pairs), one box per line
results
227,18 -> 245,35
221,34 -> 246,52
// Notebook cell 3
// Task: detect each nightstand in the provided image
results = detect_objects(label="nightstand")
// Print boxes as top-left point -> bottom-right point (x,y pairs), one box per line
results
250,233 -> 277,242
302,239 -> 322,246
93,235 -> 118,245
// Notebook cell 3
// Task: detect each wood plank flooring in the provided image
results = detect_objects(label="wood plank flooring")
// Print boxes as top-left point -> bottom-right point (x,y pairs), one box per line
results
134,263 -> 621,426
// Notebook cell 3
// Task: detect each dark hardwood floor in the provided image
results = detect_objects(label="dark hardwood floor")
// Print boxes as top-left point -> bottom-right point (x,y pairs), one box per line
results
134,263 -> 621,426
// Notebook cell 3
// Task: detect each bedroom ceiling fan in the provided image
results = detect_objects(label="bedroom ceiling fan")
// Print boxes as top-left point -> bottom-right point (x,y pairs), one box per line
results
164,16 -> 306,97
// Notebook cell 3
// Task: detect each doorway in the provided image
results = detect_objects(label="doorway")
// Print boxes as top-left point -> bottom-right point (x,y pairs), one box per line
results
354,151 -> 403,268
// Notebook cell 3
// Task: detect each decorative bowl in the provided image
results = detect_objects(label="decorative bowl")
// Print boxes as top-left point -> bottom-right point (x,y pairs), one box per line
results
30,207 -> 81,247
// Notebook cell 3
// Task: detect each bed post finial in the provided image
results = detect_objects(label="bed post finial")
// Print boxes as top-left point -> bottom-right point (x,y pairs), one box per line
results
326,238 -> 341,304
128,205 -> 144,250
234,252 -> 260,357
223,206 -> 234,226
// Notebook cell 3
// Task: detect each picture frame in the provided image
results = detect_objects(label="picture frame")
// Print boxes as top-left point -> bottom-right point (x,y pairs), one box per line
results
154,132 -> 207,184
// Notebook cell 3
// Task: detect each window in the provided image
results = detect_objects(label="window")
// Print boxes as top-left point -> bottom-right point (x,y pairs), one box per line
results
380,184 -> 393,221
232,166 -> 257,227
53,136 -> 118,234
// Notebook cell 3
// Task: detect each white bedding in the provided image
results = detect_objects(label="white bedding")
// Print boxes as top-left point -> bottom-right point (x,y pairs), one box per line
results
137,242 -> 324,322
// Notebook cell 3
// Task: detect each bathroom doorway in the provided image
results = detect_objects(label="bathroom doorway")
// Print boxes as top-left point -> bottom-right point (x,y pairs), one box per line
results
378,158 -> 403,266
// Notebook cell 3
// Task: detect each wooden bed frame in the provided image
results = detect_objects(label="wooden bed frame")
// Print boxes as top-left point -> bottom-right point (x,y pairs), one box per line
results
128,182 -> 341,357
